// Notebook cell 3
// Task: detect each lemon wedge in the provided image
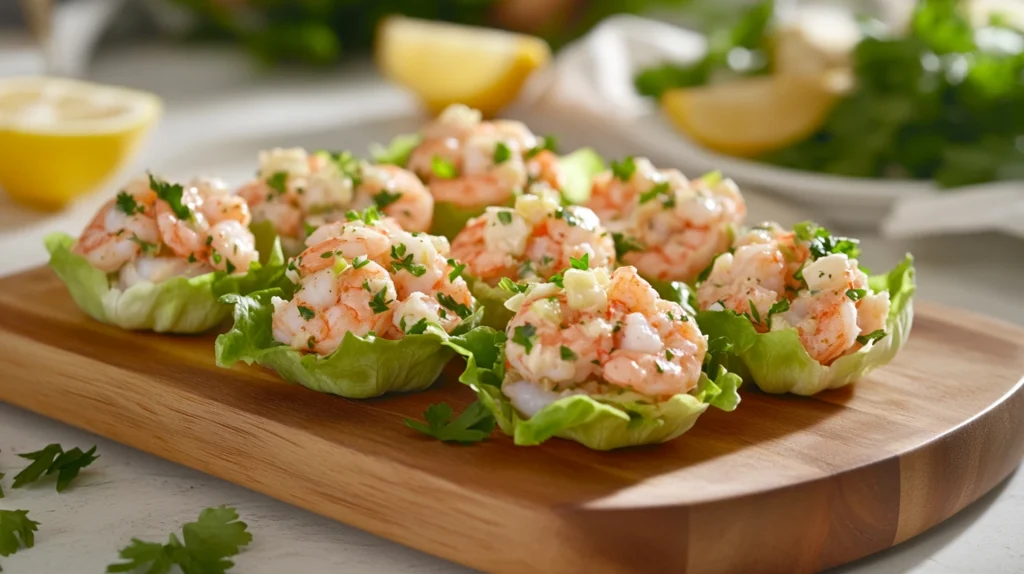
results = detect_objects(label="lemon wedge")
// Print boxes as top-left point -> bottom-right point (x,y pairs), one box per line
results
0,76 -> 162,211
375,15 -> 551,117
660,73 -> 844,158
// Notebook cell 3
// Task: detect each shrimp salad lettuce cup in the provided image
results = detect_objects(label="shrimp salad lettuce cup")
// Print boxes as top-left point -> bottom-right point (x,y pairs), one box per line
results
586,158 -> 746,294
390,104 -> 604,239
449,185 -> 616,330
695,221 -> 916,395
46,173 -> 286,334
450,265 -> 742,450
236,147 -> 434,257
215,207 -> 484,399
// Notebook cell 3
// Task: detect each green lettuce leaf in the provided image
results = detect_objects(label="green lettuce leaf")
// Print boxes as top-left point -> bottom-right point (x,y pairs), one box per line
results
429,200 -> 489,241
215,289 -> 484,399
467,276 -> 516,330
557,147 -> 605,205
696,254 -> 916,395
645,277 -> 698,316
369,133 -> 423,167
44,230 -> 286,334
447,327 -> 741,450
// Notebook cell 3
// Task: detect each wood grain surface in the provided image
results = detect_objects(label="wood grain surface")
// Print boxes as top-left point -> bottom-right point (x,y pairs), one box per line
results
0,266 -> 1021,574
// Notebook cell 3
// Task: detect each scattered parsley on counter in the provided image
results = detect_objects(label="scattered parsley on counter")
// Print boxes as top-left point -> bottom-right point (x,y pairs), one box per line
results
106,506 -> 252,574
0,509 -> 39,565
12,444 -> 98,493
404,402 -> 495,445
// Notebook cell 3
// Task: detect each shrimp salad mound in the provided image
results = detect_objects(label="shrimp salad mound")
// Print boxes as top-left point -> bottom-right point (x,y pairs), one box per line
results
237,147 -> 433,256
452,265 -> 741,451
45,173 -> 284,333
695,221 -> 916,396
449,184 -> 615,329
214,207 -> 484,399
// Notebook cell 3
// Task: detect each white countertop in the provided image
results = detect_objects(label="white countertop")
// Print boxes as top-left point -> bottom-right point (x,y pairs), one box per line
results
0,43 -> 1022,573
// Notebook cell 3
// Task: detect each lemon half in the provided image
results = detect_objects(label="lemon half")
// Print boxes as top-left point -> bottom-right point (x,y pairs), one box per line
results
660,73 -> 845,158
0,77 -> 162,211
375,15 -> 551,117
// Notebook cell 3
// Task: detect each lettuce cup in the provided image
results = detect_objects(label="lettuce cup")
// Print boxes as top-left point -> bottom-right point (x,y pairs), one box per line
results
235,147 -> 434,257
450,265 -> 741,451
215,207 -> 483,399
695,221 -> 916,395
47,173 -> 285,334
449,185 -> 616,330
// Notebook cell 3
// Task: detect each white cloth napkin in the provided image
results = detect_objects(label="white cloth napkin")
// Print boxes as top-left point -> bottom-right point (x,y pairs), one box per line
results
525,12 -> 1024,240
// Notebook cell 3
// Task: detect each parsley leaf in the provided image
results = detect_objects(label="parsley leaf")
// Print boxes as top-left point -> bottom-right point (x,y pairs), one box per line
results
767,299 -> 790,319
446,259 -> 466,282
106,506 -> 252,574
369,287 -> 393,315
638,181 -> 670,204
747,299 -> 762,324
345,205 -> 381,225
846,288 -> 867,301
297,306 -> 315,321
857,329 -> 886,346
390,244 -> 427,277
570,253 -> 590,270
436,293 -> 472,319
115,191 -> 144,215
265,171 -> 289,196
400,317 -> 429,335
493,142 -> 511,164
13,444 -> 98,492
609,156 -> 636,181
560,345 -> 578,361
497,211 -> 513,225
794,221 -> 862,260
352,256 -> 370,269
524,135 -> 559,158
431,156 -> 458,179
0,509 -> 39,559
512,323 -> 537,354
149,174 -> 191,220
372,190 -> 403,209
404,402 -> 495,445
611,233 -> 645,260
498,277 -> 529,294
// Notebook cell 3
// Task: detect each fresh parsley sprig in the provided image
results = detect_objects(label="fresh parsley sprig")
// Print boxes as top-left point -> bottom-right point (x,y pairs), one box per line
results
12,444 -> 98,493
148,174 -> 191,220
404,402 -> 495,445
0,509 -> 39,563
106,506 -> 252,574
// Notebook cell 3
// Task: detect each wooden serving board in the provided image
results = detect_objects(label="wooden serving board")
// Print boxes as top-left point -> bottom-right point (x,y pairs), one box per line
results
1,266 -> 1022,574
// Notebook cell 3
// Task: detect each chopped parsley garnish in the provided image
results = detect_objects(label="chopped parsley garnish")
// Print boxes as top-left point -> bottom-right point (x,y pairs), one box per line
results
322,150 -> 363,187
610,156 -> 636,181
404,401 -> 495,445
611,232 -> 645,260
655,361 -> 664,374
696,254 -> 721,284
846,288 -> 867,301
106,506 -> 252,574
518,259 -> 535,278
115,191 -> 144,215
793,221 -> 861,260
390,243 -> 427,277
129,236 -> 158,255
493,142 -> 512,164
211,250 -> 222,265
319,251 -> 334,259
549,273 -> 564,288
431,156 -> 458,179
553,207 -> 581,227
767,299 -> 790,319
265,171 -> 289,196
373,190 -> 403,209
205,235 -> 214,246
498,277 -> 529,294
436,293 -> 472,319
748,299 -> 762,324
559,345 -> 577,361
569,253 -> 590,270
0,509 -> 39,560
346,205 -> 381,225
400,317 -> 429,335
497,211 -> 514,225
512,323 -> 537,354
524,134 -> 558,159
638,181 -> 670,204
225,260 -> 236,274
303,221 -> 319,237
369,287 -> 393,314
12,443 -> 98,492
297,306 -> 315,321
447,259 -> 466,282
148,174 -> 191,220
307,336 -> 316,349
352,256 -> 370,269
665,349 -> 675,361
857,329 -> 886,346
187,253 -> 197,263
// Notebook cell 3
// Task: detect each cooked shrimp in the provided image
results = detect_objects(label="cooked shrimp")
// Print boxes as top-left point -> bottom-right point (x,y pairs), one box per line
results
208,220 -> 258,273
774,289 -> 860,364
354,164 -> 433,232
293,221 -> 394,276
450,189 -> 615,284
585,157 -> 668,222
407,104 -> 481,177
696,243 -> 787,329
504,266 -> 706,400
526,149 -> 564,190
387,291 -> 463,338
200,179 -> 252,226
155,191 -> 209,260
74,193 -> 159,272
272,261 -> 397,355
118,256 -> 213,289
